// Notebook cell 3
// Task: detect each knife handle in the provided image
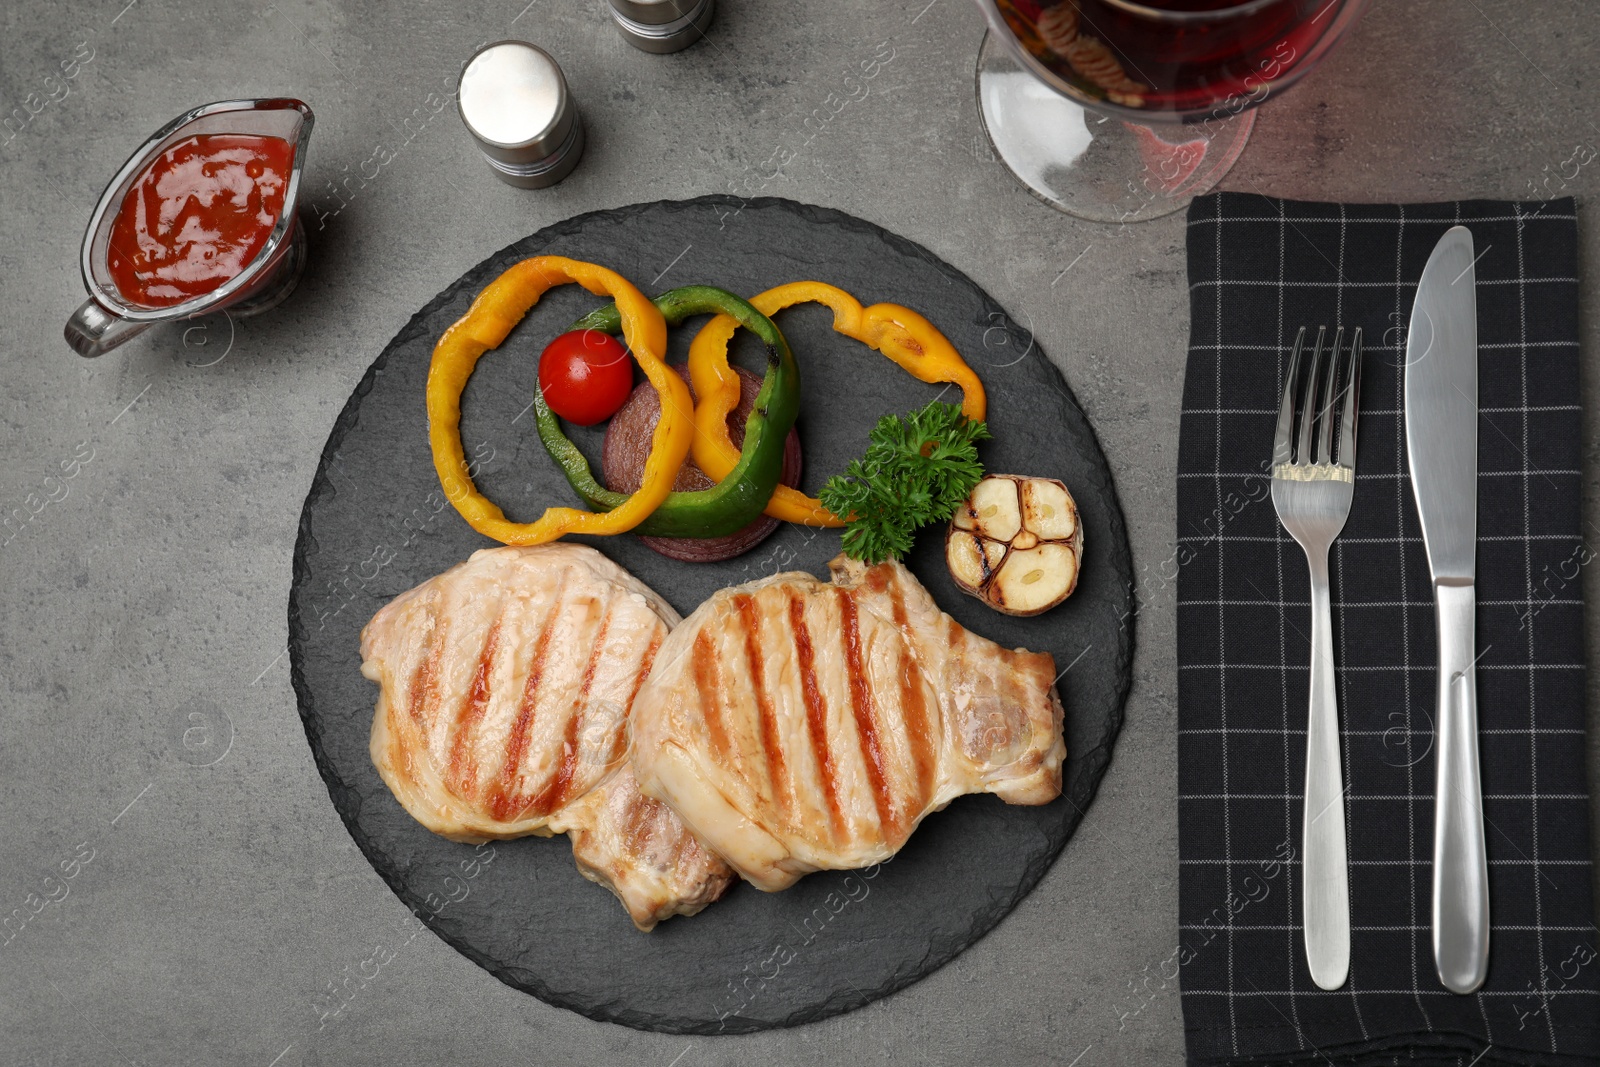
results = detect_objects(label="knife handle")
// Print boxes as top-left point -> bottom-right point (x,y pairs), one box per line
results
1303,549 -> 1350,991
1432,580 -> 1490,994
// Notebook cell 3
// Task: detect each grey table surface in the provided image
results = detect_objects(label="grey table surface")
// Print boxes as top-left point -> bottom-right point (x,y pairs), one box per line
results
2,1 -> 1596,1064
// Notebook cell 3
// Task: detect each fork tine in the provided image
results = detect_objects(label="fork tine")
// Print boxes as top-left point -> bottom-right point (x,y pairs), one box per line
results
1317,327 -> 1344,465
1337,327 -> 1362,469
1273,326 -> 1307,468
1296,326 -> 1326,465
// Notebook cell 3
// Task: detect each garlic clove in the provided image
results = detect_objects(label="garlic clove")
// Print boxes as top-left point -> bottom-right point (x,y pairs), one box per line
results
989,543 -> 1077,616
1020,477 -> 1077,541
969,476 -> 1022,542
981,537 -> 1008,573
946,530 -> 1010,596
946,530 -> 988,592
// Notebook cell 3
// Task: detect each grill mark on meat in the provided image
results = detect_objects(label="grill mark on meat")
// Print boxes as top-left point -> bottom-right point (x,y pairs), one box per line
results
839,590 -> 895,837
1007,646 -> 1057,690
576,610 -> 612,706
624,791 -> 654,854
641,803 -> 671,868
887,585 -> 936,809
384,697 -> 413,788
448,617 -> 502,792
863,565 -> 890,594
789,592 -> 843,839
536,610 -> 613,813
603,633 -> 661,773
666,807 -> 692,872
691,630 -> 735,772
491,570 -> 568,821
628,633 -> 663,711
533,710 -> 584,817
407,617 -> 446,727
539,596 -> 615,815
734,593 -> 791,829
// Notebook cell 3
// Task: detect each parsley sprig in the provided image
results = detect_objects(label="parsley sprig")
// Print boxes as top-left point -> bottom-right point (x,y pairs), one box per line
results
819,401 -> 991,564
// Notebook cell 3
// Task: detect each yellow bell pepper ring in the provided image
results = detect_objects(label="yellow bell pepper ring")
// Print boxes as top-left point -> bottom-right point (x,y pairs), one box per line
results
686,280 -> 987,527
427,255 -> 689,545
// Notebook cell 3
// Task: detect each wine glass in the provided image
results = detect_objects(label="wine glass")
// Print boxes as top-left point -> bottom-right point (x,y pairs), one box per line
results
973,0 -> 1372,222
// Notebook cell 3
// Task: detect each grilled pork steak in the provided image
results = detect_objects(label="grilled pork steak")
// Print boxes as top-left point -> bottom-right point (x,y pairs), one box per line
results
630,555 -> 1065,892
360,545 -> 734,930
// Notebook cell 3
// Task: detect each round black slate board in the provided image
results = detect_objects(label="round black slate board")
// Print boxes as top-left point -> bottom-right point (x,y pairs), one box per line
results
288,196 -> 1134,1034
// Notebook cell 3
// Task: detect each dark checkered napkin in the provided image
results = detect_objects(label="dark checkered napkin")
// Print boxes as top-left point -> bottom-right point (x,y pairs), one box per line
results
1177,194 -> 1598,1067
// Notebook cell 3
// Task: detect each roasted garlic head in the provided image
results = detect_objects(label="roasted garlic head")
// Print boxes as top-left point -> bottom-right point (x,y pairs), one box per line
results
946,474 -> 1081,616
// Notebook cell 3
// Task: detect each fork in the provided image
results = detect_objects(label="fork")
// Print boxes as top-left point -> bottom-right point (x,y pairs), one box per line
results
1271,325 -> 1362,992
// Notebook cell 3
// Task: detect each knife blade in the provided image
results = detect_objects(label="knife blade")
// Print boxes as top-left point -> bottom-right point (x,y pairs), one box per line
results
1405,225 -> 1490,995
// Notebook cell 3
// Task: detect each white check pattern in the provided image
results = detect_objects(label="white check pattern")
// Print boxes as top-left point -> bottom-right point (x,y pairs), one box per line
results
1176,194 -> 1599,1067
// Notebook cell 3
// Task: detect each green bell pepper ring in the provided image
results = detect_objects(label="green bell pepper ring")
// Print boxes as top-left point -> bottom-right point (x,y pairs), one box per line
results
534,284 -> 801,539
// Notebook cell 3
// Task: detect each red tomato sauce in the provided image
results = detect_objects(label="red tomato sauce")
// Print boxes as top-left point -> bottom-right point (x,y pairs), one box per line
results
107,134 -> 294,307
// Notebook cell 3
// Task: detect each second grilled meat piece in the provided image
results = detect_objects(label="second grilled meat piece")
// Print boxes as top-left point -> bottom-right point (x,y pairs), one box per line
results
630,555 -> 1065,892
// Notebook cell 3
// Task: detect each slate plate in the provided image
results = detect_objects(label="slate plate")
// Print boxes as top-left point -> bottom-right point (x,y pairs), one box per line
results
288,196 -> 1134,1034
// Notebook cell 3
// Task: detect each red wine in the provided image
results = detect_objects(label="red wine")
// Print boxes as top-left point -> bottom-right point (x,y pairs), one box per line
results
996,0 -> 1347,118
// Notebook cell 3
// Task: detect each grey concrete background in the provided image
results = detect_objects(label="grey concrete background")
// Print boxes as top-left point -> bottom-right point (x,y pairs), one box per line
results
1,0 -> 1595,1064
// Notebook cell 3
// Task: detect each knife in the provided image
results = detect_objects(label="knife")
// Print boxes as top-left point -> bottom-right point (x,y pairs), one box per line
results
1405,225 -> 1490,995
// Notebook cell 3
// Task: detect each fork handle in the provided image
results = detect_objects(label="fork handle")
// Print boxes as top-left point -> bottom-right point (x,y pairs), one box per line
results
1432,580 -> 1490,993
1304,549 -> 1350,990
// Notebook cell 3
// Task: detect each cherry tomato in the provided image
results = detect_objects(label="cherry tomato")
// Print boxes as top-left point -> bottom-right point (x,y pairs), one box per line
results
538,329 -> 634,426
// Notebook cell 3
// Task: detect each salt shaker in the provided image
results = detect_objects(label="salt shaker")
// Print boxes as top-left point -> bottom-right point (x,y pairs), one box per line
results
456,40 -> 584,189
606,0 -> 715,54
